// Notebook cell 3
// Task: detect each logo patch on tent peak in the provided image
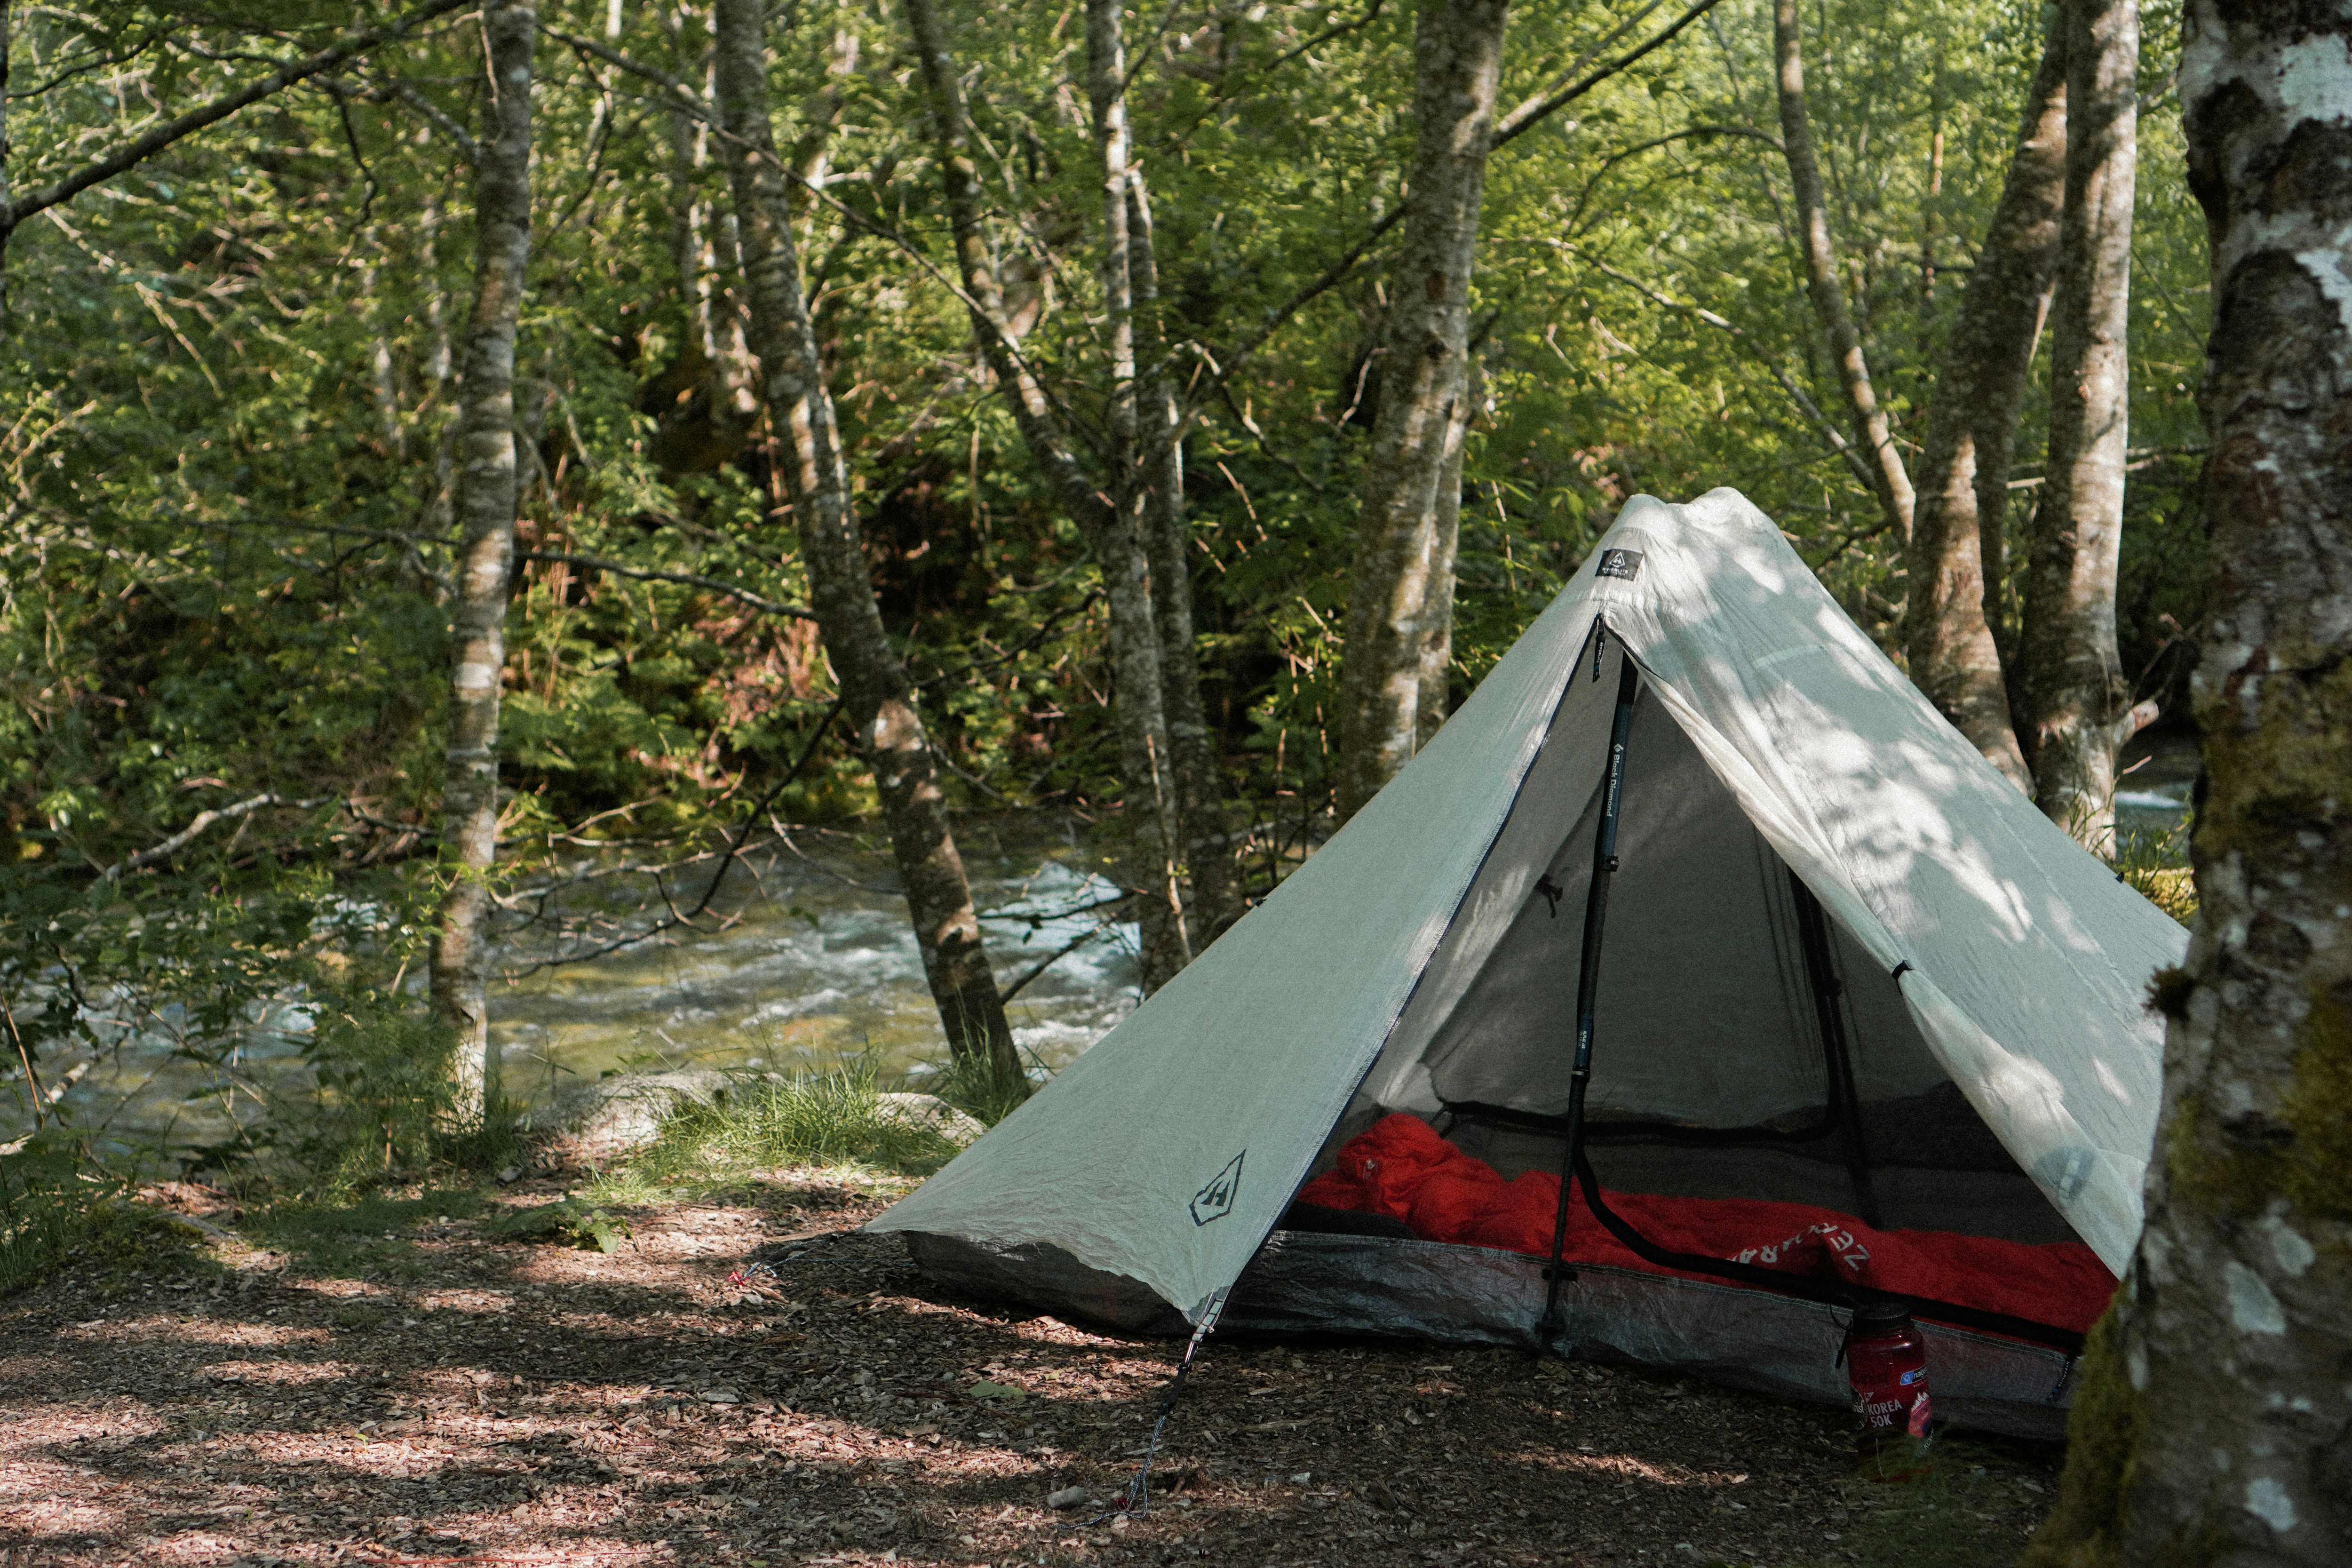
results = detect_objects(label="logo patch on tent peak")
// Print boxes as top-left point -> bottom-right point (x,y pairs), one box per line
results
1597,548 -> 1645,581
1190,1152 -> 1245,1226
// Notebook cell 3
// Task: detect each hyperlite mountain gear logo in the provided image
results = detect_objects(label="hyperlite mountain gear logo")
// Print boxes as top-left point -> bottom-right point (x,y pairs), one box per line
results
1190,1152 -> 1245,1226
1597,548 -> 1645,581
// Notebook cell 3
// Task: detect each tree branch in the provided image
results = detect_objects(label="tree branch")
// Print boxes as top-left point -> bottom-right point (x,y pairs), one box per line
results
3,0 -> 475,240
997,918 -> 1118,1003
101,794 -> 328,880
1492,0 -> 1733,149
519,550 -> 816,621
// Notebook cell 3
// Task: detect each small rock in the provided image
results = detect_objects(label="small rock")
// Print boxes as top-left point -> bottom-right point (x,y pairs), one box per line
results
875,1092 -> 986,1145
528,1069 -> 738,1156
699,1388 -> 742,1405
495,1166 -> 524,1186
1046,1486 -> 1089,1510
1289,1472 -> 1312,1484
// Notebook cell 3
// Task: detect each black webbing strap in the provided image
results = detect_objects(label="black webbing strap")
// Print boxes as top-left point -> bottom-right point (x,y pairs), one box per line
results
1567,1147 -> 2085,1355
1538,639 -> 1643,1346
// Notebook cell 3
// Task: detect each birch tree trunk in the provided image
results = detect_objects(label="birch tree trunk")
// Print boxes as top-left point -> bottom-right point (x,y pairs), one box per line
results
1418,352 -> 1476,748
2021,8 -> 2352,1561
1899,29 -> 2066,793
2018,0 -> 2138,849
428,0 -> 533,1110
1129,172 -> 1241,940
712,0 -> 1020,1082
906,0 -> 1192,990
1772,0 -> 1914,543
1081,0 -> 1190,990
1335,0 -> 1507,823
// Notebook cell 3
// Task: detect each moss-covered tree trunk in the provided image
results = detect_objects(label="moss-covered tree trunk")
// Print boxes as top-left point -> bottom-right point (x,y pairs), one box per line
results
2021,4 -> 2352,1562
1128,171 -> 1241,944
1081,0 -> 1191,989
429,0 -> 533,1110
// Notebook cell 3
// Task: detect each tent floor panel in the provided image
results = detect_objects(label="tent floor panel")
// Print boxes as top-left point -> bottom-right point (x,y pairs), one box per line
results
902,1228 -> 2077,1442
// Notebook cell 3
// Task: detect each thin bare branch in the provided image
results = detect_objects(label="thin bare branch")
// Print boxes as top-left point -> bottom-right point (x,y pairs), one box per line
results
102,795 -> 328,880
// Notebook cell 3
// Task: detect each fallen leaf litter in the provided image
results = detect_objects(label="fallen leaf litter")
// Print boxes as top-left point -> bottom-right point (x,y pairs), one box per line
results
0,1169 -> 2063,1565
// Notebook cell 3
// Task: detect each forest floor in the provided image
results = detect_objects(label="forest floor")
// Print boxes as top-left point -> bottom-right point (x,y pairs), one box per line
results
0,1165 -> 2063,1568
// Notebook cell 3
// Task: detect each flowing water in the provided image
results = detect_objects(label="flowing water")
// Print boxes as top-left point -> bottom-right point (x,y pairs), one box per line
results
487,820 -> 1141,1107
12,818 -> 1140,1163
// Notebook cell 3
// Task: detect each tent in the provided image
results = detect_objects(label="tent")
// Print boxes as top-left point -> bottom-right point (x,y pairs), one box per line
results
870,488 -> 2185,1438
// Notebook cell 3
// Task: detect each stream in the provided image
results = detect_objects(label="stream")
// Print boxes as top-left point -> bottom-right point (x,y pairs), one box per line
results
485,820 -> 1141,1108
11,818 -> 1140,1164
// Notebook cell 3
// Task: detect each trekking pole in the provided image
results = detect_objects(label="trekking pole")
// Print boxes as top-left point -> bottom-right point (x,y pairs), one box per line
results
1538,626 -> 1642,1348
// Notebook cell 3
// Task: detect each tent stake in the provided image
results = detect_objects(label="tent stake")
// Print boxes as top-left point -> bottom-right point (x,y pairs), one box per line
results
1538,635 -> 1642,1349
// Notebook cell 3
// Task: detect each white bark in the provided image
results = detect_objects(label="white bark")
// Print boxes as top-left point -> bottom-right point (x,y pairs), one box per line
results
428,0 -> 534,1109
2026,5 -> 2352,1562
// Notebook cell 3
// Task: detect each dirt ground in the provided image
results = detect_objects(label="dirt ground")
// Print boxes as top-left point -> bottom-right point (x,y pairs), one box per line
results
0,1170 -> 2063,1567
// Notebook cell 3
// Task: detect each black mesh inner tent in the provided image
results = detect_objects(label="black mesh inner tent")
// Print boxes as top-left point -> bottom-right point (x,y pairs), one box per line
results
1316,634 -> 2078,1251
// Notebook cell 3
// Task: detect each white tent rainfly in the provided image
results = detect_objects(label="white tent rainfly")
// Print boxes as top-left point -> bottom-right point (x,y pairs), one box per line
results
871,488 -> 2186,1438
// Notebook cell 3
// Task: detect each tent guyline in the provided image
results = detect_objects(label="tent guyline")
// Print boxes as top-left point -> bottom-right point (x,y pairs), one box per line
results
869,489 -> 2185,1441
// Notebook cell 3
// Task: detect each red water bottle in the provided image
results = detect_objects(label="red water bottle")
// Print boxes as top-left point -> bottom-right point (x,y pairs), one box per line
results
1842,1301 -> 1933,1482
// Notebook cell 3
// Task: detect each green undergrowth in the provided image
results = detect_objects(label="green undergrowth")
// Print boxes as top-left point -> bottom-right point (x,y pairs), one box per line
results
579,1059 -> 980,1210
0,1128 -> 218,1295
484,1195 -> 632,1253
2114,823 -> 2196,927
1,1185 -> 211,1297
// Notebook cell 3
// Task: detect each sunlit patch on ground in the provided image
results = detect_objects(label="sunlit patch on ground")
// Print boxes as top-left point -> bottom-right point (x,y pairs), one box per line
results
0,1170 -> 2061,1566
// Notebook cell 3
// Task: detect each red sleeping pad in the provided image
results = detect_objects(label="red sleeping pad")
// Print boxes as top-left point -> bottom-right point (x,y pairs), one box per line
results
1296,1114 -> 2116,1336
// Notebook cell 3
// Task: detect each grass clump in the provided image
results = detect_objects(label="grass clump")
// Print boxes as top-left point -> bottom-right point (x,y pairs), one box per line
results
926,1051 -> 1037,1128
0,1131 -> 114,1294
588,1059 -> 968,1204
0,1130 -> 211,1295
485,1197 -> 631,1252
2113,821 -> 2195,926
1812,1434 -> 2064,1568
250,1187 -> 486,1276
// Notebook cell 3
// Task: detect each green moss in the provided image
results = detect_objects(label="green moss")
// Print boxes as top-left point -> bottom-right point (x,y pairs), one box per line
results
2165,989 -> 2352,1225
2145,966 -> 2196,1022
2019,1310 -> 2142,1568
2193,648 -> 2352,862
2277,990 -> 2352,1221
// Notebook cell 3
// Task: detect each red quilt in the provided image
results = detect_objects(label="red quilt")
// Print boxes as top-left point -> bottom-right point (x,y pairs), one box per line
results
1296,1114 -> 2115,1335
